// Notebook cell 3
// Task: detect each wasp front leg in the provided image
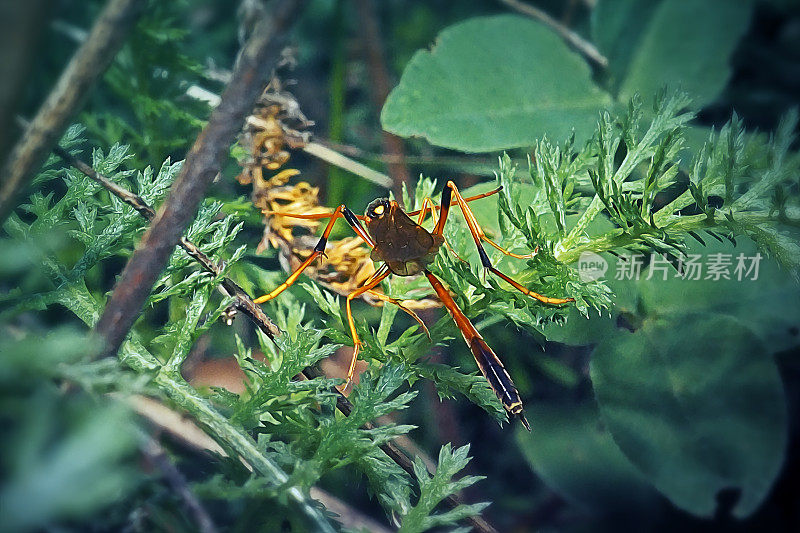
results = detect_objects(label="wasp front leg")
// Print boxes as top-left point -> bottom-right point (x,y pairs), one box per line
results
342,264 -> 392,390
253,205 -> 374,304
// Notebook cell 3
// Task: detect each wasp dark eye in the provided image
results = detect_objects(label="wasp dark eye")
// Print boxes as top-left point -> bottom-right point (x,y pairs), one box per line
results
366,199 -> 389,219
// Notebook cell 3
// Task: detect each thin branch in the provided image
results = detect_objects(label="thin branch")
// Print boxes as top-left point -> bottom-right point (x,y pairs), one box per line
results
303,141 -> 392,188
498,0 -> 608,68
94,0 -> 307,358
128,396 -> 392,533
51,143 -> 280,340
141,435 -> 218,533
0,0 -> 146,225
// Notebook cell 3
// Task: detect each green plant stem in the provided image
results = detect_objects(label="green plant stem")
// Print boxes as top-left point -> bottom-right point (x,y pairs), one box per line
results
154,371 -> 336,532
557,194 -> 604,256
49,273 -> 335,531
557,210 -> 792,264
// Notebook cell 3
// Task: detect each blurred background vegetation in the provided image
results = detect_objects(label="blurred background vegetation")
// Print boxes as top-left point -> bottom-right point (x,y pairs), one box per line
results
1,0 -> 799,531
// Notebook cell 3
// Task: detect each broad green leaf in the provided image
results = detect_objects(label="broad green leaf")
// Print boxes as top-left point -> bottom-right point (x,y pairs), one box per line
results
593,0 -> 754,108
0,391 -> 138,532
634,238 -> 800,353
382,15 -> 612,152
590,313 -> 787,518
516,402 -> 657,512
538,306 -> 618,346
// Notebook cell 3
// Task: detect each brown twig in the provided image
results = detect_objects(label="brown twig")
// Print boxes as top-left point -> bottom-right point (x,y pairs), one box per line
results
353,0 -> 411,198
141,436 -> 218,533
0,0 -> 146,225
51,143 -> 280,339
498,0 -> 608,68
94,0 -> 307,358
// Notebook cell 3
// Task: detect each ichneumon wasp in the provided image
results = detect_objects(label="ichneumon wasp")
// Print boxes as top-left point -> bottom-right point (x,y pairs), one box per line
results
254,181 -> 574,429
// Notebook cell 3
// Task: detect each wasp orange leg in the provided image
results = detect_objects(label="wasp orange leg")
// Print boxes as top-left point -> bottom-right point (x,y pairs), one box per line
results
343,264 -> 392,390
435,181 -> 574,305
365,289 -> 431,341
253,205 -> 374,304
405,186 -> 503,217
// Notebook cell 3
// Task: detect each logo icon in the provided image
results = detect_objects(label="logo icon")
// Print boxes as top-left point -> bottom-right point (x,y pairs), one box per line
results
578,251 -> 608,281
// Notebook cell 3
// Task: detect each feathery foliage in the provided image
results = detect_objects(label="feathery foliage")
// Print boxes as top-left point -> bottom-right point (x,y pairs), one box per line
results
4,89 -> 798,530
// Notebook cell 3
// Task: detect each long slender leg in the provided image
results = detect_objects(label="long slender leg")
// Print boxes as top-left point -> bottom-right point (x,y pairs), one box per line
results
344,264 -> 392,387
405,186 -> 503,217
415,197 -> 437,225
365,289 -> 431,340
254,205 -> 374,303
262,210 -> 368,222
415,196 -> 468,263
435,181 -> 574,305
435,183 -> 533,259
424,269 -> 530,430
